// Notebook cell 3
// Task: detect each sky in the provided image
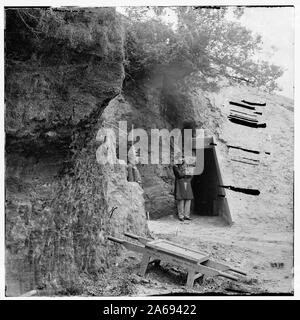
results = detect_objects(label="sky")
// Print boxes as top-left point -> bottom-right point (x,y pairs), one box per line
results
235,7 -> 294,99
118,6 -> 294,99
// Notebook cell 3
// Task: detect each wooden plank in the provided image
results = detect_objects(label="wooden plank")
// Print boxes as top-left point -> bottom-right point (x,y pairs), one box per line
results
212,137 -> 225,187
229,101 -> 255,110
107,236 -> 145,253
202,259 -> 231,271
146,240 -> 209,263
222,198 -> 233,225
231,159 -> 259,166
146,243 -> 208,264
145,247 -> 205,268
242,157 -> 260,162
195,264 -> 238,281
241,99 -> 266,106
124,232 -> 152,244
162,240 -> 208,256
229,268 -> 247,276
203,259 -> 246,276
227,144 -> 260,154
211,138 -> 233,225
228,114 -> 258,123
230,109 -> 258,117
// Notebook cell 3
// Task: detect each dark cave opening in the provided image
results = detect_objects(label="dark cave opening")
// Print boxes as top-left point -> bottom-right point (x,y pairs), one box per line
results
191,147 -> 220,216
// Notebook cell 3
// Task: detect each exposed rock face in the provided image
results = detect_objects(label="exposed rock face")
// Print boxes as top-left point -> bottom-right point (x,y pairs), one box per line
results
5,8 -> 124,141
104,164 -> 148,236
5,8 -> 148,296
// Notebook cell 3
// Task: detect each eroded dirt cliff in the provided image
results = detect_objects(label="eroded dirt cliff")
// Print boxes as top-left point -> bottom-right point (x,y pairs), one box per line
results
5,7 -> 148,296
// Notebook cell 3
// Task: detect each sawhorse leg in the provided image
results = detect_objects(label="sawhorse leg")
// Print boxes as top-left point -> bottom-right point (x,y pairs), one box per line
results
139,253 -> 151,276
186,269 -> 196,289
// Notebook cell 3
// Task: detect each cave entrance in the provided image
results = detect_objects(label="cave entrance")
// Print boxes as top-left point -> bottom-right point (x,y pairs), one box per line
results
191,136 -> 232,225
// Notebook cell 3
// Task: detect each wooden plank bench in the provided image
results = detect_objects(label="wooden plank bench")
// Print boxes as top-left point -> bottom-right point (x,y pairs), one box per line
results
108,233 -> 247,288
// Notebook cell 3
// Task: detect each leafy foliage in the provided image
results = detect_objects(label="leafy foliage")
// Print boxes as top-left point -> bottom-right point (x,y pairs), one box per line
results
6,6 -> 284,92
123,6 -> 284,92
5,7 -> 123,65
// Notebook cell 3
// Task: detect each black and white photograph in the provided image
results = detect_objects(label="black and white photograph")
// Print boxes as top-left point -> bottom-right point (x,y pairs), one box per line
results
2,1 -> 296,300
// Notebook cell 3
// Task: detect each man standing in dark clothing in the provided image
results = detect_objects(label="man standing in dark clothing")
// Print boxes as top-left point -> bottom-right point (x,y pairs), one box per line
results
173,157 -> 194,221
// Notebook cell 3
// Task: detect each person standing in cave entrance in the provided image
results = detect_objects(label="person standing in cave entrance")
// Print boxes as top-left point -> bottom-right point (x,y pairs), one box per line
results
173,155 -> 194,221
